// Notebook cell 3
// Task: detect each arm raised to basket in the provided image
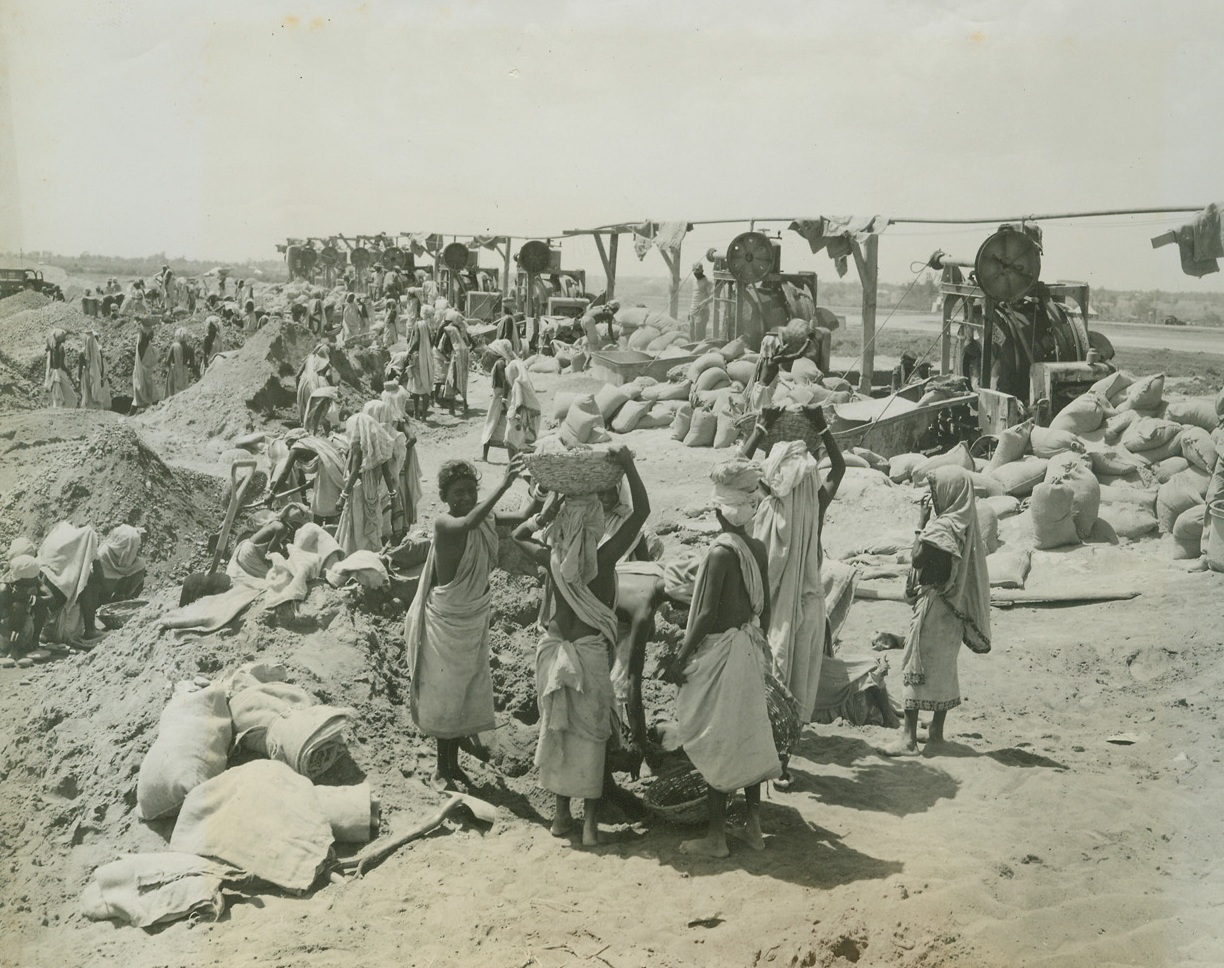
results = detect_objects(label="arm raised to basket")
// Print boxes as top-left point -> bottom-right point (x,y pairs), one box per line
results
597,446 -> 650,567
436,455 -> 525,536
814,407 -> 845,509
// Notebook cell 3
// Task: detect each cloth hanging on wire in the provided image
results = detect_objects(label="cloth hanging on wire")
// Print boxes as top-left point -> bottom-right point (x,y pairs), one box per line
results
466,236 -> 507,251
788,215 -> 890,278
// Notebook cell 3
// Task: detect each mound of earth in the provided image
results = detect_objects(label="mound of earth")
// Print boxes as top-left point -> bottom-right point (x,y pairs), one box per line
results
0,416 -> 221,579
0,289 -> 51,319
136,318 -> 315,440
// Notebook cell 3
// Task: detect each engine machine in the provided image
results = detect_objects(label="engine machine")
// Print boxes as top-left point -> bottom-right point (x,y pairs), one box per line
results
514,241 -> 588,319
439,242 -> 501,320
708,232 -> 817,349
934,223 -> 1111,430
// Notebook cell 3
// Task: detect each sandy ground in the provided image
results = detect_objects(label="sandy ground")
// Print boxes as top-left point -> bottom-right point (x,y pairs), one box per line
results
2,318 -> 1224,968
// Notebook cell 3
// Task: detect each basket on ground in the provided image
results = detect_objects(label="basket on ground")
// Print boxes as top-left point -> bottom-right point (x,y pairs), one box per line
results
523,451 -> 624,496
765,672 -> 801,757
642,764 -> 708,825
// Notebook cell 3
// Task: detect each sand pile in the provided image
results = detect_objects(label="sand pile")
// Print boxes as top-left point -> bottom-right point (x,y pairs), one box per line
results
0,289 -> 50,319
135,318 -> 315,439
0,298 -> 88,383
0,581 -> 438,933
0,417 -> 221,579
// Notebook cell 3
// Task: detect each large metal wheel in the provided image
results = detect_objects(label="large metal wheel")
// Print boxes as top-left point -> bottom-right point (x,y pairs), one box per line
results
974,228 -> 1041,304
518,240 -> 551,274
726,232 -> 775,285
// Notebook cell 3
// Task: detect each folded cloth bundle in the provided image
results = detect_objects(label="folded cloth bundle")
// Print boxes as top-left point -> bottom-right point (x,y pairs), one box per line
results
266,704 -> 356,779
81,852 -> 240,928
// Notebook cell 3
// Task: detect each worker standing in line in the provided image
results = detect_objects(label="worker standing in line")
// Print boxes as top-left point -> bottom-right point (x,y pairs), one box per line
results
689,262 -> 713,342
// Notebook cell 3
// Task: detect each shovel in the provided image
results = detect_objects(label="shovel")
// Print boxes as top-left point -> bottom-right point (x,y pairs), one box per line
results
179,459 -> 258,606
338,793 -> 497,878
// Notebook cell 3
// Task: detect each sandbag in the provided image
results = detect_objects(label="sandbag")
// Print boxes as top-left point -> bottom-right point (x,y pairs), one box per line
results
888,452 -> 924,484
80,853 -> 235,928
1133,434 -> 1185,465
683,409 -> 718,447
911,441 -> 974,487
1152,456 -> 1190,483
1097,503 -> 1158,540
551,391 -> 577,422
670,403 -> 693,441
976,501 -> 1000,553
637,407 -> 677,430
1172,503 -> 1207,544
851,448 -> 890,473
647,331 -> 687,352
726,359 -> 757,385
593,383 -> 630,422
988,420 -> 1033,470
1170,535 -> 1202,560
627,326 -> 661,350
694,367 -> 731,393
967,471 -> 1005,498
694,387 -> 737,411
987,456 -> 1049,498
527,355 -> 561,375
987,548 -> 1031,589
790,357 -> 823,383
137,682 -> 232,821
1099,483 -> 1158,512
981,494 -> 1022,519
1121,416 -> 1181,453
1090,370 -> 1135,406
1030,481 -> 1080,549
1104,409 -> 1138,444
841,453 -> 871,469
822,377 -> 853,393
1156,466 -> 1210,533
1165,397 -> 1220,433
686,352 -> 726,384
1045,452 -> 1100,539
1180,426 -> 1218,472
718,338 -> 747,362
561,395 -> 604,446
611,399 -> 652,434
1089,446 -> 1147,478
1118,372 -> 1165,412
713,408 -> 739,448
641,380 -> 692,402
1029,425 -> 1084,459
170,761 -> 333,893
1050,393 -> 1112,435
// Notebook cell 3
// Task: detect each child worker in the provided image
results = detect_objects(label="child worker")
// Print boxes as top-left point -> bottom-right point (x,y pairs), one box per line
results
660,457 -> 782,858
404,456 -> 539,792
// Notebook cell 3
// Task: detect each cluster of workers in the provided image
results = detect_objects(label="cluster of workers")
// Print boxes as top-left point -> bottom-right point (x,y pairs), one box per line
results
16,276 -> 995,858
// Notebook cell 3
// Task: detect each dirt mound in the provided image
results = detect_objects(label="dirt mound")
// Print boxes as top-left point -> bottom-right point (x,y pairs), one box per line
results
0,417 -> 221,579
0,289 -> 50,319
0,300 -> 89,385
135,318 -> 315,440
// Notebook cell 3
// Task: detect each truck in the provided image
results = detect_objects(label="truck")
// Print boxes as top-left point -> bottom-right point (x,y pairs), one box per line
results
0,268 -> 64,302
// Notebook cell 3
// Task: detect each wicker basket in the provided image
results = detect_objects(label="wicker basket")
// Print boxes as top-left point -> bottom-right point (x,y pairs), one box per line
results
523,451 -> 624,496
761,406 -> 828,459
643,764 -> 709,825
97,599 -> 149,631
765,673 -> 801,757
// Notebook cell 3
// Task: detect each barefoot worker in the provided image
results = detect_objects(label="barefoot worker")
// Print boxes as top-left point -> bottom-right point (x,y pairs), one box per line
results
131,319 -> 161,413
44,329 -> 78,408
884,465 -> 991,757
661,458 -> 781,858
513,446 -> 649,846
336,411 -> 399,554
405,457 -> 535,791
480,339 -> 516,462
741,407 -> 846,789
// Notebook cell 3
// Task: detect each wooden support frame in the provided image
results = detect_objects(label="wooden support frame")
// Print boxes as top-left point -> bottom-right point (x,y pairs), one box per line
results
851,235 -> 879,395
592,231 -> 619,298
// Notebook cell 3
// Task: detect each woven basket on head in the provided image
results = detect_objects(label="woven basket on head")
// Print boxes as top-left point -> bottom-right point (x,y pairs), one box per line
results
523,451 -> 624,496
761,406 -> 828,459
764,672 -> 801,757
643,764 -> 709,825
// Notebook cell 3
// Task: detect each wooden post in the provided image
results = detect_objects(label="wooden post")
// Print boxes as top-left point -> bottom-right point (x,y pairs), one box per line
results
500,240 -> 511,297
663,245 -> 682,319
852,235 -> 879,395
941,294 -> 953,374
607,232 -> 619,299
982,295 -> 994,391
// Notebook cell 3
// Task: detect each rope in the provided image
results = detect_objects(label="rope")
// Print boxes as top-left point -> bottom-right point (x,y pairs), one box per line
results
836,264 -> 928,385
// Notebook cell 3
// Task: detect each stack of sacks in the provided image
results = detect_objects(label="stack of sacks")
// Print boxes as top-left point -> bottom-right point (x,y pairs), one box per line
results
1097,483 -> 1159,540
553,394 -> 612,447
228,663 -> 356,779
1157,464 -> 1211,557
1044,452 -> 1100,539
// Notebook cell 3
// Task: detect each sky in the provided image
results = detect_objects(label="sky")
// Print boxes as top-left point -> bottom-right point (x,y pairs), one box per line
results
3,0 -> 1224,292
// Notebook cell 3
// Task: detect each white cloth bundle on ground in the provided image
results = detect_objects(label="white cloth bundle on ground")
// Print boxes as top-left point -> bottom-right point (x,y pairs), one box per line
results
325,549 -> 388,589
80,852 -> 240,928
266,704 -> 355,779
137,681 -> 232,820
169,761 -> 334,892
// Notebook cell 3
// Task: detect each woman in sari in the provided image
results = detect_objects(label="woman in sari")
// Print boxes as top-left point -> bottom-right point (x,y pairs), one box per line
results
295,343 -> 334,424
439,309 -> 471,416
78,331 -> 110,410
336,411 -> 399,554
404,307 -> 436,420
480,339 -> 516,462
163,329 -> 195,397
44,330 -> 78,408
203,315 -> 223,366
130,319 -> 161,413
505,358 -> 542,458
363,399 -> 422,536
429,299 -> 449,406
883,465 -> 991,757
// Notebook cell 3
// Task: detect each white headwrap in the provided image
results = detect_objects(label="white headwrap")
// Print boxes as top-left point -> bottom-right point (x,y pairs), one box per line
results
709,457 -> 765,527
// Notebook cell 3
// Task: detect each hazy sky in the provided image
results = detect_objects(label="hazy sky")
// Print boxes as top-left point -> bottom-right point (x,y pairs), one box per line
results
3,0 -> 1224,292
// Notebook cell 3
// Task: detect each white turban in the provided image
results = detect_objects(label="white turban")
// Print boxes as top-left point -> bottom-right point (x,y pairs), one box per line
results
709,457 -> 764,527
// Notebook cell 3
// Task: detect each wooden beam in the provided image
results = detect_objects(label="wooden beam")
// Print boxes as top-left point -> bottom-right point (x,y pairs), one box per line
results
662,245 -> 682,319
941,294 -> 954,373
607,233 -> 619,298
852,235 -> 879,395
499,241 -> 512,297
